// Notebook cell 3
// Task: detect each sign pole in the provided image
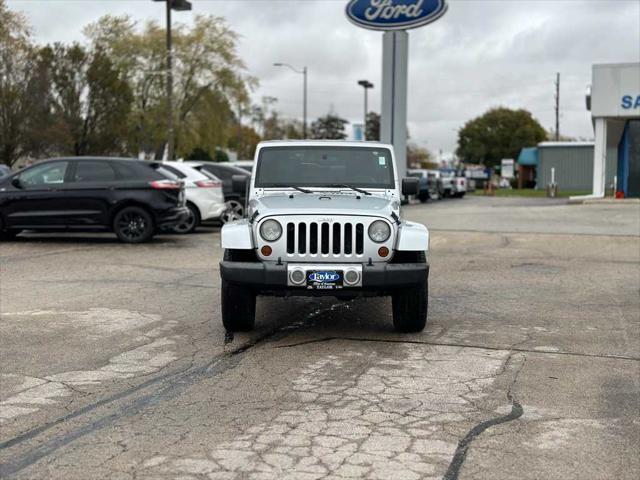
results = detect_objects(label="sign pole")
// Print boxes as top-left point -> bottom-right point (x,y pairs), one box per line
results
346,0 -> 447,180
381,30 -> 409,180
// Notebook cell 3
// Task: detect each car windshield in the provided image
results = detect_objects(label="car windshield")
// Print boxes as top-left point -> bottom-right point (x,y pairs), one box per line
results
198,168 -> 221,181
255,146 -> 394,189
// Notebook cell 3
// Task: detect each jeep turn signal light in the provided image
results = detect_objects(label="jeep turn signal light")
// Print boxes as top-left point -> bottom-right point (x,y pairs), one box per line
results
261,246 -> 273,256
378,246 -> 389,258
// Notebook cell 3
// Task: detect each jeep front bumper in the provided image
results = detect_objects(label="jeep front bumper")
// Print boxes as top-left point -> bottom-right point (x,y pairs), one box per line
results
219,260 -> 429,295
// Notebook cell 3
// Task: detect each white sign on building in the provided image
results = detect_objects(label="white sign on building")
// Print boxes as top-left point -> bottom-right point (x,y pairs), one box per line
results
591,63 -> 640,118
501,159 -> 515,179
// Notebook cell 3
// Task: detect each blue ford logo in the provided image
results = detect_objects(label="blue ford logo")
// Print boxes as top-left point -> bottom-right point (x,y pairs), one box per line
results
309,272 -> 341,283
346,0 -> 448,31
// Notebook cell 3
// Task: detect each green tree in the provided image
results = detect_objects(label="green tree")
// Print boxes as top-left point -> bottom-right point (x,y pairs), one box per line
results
366,111 -> 380,141
44,43 -> 132,156
0,1 -> 55,165
250,96 -> 303,141
262,111 -> 285,140
186,147 -> 213,161
251,96 -> 278,138
281,118 -> 303,140
407,143 -> 434,168
84,14 -> 255,158
310,114 -> 348,140
227,124 -> 261,159
213,149 -> 229,163
456,107 -> 546,167
545,128 -> 576,142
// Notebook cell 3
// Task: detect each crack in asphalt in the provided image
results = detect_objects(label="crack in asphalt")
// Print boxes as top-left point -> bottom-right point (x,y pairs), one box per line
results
0,309 -> 320,478
273,336 -> 640,362
443,353 -> 526,480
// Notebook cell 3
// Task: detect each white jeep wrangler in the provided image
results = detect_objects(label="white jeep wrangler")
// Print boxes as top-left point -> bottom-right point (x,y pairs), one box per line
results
220,141 -> 430,332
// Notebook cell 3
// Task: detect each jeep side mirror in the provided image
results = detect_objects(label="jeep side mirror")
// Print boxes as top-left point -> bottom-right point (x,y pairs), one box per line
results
11,177 -> 23,189
232,175 -> 249,195
402,177 -> 419,196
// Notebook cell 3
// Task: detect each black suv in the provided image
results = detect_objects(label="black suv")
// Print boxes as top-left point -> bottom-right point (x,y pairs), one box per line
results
0,157 -> 189,243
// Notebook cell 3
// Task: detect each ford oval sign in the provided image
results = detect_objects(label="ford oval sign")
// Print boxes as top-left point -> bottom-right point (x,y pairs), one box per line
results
346,0 -> 448,31
308,272 -> 341,283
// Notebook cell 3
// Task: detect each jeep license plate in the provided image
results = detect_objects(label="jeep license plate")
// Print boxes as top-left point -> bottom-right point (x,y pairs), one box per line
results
307,271 -> 343,290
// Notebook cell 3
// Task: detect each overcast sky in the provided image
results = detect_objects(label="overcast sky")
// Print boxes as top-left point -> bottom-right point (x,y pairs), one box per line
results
7,0 -> 640,156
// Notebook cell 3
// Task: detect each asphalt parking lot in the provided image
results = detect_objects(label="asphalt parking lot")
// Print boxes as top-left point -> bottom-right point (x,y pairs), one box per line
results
1,195 -> 639,480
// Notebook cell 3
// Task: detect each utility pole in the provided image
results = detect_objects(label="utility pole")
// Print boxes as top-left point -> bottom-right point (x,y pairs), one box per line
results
165,0 -> 173,160
302,67 -> 307,139
153,0 -> 192,160
358,80 -> 374,140
554,72 -> 560,141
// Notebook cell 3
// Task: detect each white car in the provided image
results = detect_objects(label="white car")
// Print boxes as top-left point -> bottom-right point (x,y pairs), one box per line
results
440,170 -> 467,198
159,161 -> 226,233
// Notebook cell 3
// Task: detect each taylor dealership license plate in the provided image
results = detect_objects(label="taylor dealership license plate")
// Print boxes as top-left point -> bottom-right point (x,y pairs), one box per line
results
307,271 -> 343,290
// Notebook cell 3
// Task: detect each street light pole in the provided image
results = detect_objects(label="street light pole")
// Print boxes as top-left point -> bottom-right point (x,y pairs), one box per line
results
274,63 -> 308,139
153,0 -> 192,160
303,67 -> 307,139
165,0 -> 173,160
358,80 -> 374,141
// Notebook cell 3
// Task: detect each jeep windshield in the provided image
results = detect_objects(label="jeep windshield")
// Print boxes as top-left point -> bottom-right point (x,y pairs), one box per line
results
254,146 -> 395,190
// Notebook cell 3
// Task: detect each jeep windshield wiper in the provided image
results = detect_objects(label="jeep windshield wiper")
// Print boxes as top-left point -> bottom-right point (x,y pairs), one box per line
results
327,184 -> 372,196
288,186 -> 313,194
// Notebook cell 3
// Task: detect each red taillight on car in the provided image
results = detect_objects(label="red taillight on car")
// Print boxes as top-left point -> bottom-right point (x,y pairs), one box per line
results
195,180 -> 221,188
150,180 -> 181,189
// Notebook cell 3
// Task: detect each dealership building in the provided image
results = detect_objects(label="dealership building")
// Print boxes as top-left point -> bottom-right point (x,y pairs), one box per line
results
520,63 -> 640,197
586,63 -> 640,198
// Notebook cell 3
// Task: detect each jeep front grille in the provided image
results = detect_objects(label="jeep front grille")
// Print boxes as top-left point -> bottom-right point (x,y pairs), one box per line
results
256,215 -> 394,263
286,221 -> 365,256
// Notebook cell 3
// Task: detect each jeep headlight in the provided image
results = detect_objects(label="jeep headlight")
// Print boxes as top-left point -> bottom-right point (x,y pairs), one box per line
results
368,220 -> 391,243
259,219 -> 282,242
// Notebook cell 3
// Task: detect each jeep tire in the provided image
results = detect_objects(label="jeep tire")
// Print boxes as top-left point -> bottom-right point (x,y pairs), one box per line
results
221,279 -> 256,332
221,250 -> 257,331
391,252 -> 428,332
392,280 -> 428,333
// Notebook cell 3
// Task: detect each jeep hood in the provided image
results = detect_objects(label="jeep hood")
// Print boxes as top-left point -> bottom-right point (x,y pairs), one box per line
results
253,193 -> 398,218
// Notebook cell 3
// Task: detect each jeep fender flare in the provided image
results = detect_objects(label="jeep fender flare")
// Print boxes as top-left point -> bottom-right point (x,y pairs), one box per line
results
221,219 -> 254,250
396,221 -> 429,252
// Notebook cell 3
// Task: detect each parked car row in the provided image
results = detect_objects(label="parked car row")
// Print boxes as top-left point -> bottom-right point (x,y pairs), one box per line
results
0,157 -> 254,243
187,162 -> 250,224
407,168 -> 467,202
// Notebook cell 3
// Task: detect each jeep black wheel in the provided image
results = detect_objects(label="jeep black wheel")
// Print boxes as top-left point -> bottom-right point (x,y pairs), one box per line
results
392,252 -> 428,332
392,280 -> 428,333
221,279 -> 256,331
113,206 -> 154,243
